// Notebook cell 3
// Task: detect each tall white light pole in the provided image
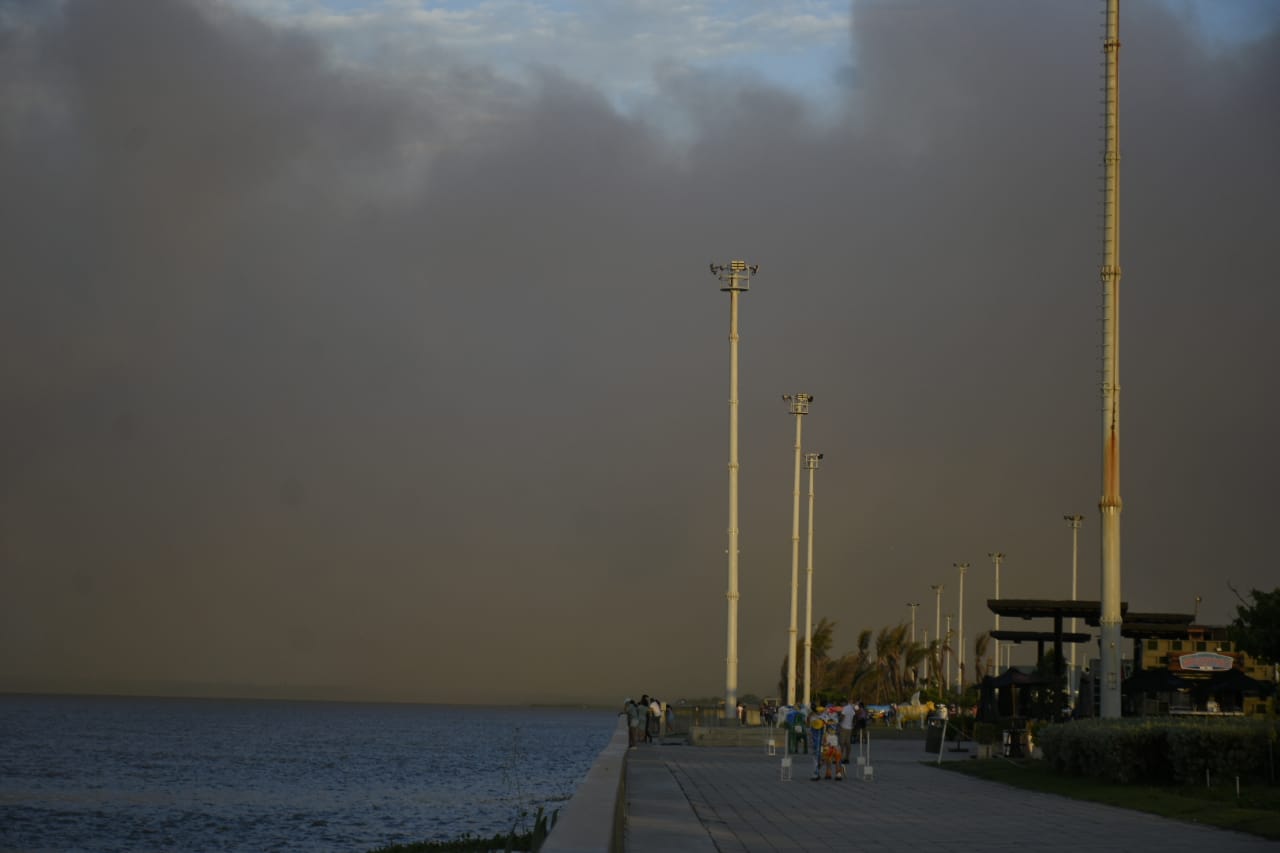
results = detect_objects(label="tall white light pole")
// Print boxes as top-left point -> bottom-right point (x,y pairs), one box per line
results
954,562 -> 969,691
907,602 -> 921,686
1097,0 -> 1124,720
988,553 -> 1004,675
1064,515 -> 1083,705
802,451 -> 823,708
782,392 -> 812,708
944,614 -> 953,694
931,584 -> 943,689
710,260 -> 756,718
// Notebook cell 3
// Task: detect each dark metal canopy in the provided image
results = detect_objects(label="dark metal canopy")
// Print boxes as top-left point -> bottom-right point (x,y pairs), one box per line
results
986,599 -> 1194,640
990,630 -> 1092,644
986,599 -> 1124,620
1084,610 -> 1194,628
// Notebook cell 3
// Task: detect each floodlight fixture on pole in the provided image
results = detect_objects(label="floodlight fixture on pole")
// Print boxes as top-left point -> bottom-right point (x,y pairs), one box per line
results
988,553 -> 1004,675
802,450 -> 823,708
782,392 -> 812,708
954,563 -> 969,690
1064,515 -> 1083,704
907,602 -> 920,646
710,259 -> 756,717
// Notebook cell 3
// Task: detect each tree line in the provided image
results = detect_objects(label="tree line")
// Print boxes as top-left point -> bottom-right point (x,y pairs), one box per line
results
776,584 -> 1280,708
778,618 -> 993,705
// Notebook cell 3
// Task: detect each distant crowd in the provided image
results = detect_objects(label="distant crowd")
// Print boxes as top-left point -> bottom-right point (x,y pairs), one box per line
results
774,699 -> 883,781
620,695 -> 673,748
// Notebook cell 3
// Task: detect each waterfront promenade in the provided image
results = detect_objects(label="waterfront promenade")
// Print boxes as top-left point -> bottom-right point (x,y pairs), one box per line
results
623,736 -> 1280,852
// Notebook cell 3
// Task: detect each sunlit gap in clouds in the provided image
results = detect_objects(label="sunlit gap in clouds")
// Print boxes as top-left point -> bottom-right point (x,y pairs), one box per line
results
224,0 -> 854,125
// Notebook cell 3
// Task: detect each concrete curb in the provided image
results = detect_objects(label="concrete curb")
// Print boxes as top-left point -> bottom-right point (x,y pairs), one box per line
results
542,716 -> 629,853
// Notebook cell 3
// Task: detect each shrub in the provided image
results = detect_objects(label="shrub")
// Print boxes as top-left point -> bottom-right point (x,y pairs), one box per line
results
1037,718 -> 1277,785
973,721 -> 1001,746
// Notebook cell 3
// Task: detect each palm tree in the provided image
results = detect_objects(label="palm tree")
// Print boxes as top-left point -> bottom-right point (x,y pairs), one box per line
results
874,624 -> 910,702
927,633 -> 953,699
904,638 -> 930,693
972,632 -> 992,680
818,627 -> 876,702
808,617 -> 836,697
777,617 -> 838,702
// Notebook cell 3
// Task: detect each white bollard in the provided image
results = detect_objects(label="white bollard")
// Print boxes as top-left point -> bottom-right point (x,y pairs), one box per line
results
780,755 -> 793,781
862,728 -> 874,780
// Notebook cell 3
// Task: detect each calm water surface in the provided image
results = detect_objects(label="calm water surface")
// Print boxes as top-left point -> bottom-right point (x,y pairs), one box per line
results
0,695 -> 615,853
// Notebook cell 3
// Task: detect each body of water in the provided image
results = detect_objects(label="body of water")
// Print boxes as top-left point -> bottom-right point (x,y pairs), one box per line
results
0,694 -> 616,853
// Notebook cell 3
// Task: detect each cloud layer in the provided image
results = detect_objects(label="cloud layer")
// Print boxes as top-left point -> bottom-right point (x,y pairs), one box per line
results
2,0 -> 1277,703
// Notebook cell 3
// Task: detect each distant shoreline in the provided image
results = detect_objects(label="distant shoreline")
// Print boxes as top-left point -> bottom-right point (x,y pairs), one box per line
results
0,688 -> 614,710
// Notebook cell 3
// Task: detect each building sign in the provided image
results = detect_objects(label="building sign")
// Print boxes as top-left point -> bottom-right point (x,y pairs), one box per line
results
1178,652 -> 1234,672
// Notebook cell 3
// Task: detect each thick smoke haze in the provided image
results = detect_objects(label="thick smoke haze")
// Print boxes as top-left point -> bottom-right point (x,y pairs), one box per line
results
1,0 -> 1277,705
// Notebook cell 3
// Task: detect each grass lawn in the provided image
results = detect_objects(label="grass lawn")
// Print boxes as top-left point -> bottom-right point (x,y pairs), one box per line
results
937,757 -> 1280,841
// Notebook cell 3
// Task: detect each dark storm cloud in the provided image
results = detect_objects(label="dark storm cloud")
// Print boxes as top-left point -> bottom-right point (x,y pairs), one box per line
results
1,0 -> 1276,703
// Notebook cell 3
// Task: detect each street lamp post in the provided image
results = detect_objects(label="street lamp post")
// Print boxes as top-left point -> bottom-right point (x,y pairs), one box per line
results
954,562 -> 969,691
988,553 -> 1004,675
1097,0 -> 1124,720
710,260 -> 756,718
1064,515 -> 1083,705
907,602 -> 921,688
783,393 -> 812,708
944,614 -> 953,695
802,451 -> 823,708
931,584 -> 943,690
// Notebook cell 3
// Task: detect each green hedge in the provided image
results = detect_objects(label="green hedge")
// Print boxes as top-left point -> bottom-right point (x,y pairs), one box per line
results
1037,718 -> 1278,785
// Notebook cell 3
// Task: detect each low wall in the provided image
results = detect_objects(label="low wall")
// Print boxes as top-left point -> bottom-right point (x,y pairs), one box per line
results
541,716 -> 629,853
687,724 -> 779,748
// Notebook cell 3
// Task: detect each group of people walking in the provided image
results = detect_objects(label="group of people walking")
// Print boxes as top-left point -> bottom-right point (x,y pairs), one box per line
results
778,699 -> 869,781
621,695 -> 668,748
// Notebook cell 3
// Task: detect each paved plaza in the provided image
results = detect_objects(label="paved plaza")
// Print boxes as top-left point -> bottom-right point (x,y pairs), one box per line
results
623,737 -> 1279,852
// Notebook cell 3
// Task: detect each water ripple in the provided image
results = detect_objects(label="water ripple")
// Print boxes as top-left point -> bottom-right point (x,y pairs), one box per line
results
0,696 -> 614,853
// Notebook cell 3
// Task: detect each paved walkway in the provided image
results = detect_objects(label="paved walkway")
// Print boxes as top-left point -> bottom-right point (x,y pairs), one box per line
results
623,736 -> 1279,852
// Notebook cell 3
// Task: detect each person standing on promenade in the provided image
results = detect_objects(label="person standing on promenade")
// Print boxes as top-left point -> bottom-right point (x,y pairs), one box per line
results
639,695 -> 653,743
648,697 -> 662,742
807,706 -> 827,780
853,699 -> 868,747
821,716 -> 845,781
837,697 -> 855,765
623,699 -> 641,749
782,705 -> 804,754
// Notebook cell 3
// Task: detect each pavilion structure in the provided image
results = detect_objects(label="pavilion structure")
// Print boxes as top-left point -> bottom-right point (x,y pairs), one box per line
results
986,599 -> 1195,714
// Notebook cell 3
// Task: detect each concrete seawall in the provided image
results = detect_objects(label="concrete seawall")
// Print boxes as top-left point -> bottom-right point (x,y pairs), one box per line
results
541,716 -> 629,853
686,725 -> 777,748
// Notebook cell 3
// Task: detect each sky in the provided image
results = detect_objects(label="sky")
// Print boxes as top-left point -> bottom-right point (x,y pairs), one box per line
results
1,0 -> 1277,706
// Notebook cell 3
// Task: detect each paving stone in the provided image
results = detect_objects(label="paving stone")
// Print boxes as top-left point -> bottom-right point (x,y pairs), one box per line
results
623,736 -> 1279,852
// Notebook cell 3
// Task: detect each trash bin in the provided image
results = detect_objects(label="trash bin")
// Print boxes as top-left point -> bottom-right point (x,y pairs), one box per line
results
925,718 -> 945,752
